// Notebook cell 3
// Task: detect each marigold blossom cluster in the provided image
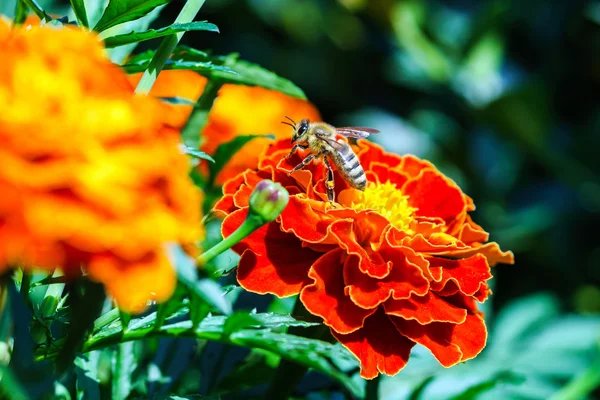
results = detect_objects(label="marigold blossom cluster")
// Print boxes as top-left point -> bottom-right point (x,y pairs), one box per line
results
0,20 -> 202,312
215,138 -> 514,378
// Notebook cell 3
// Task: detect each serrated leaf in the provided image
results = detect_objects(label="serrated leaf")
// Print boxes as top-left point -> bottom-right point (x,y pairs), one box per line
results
208,134 -> 275,185
104,21 -> 218,47
122,46 -> 306,98
122,59 -> 235,75
180,145 -> 215,162
93,0 -> 171,32
70,0 -> 89,27
211,59 -> 306,99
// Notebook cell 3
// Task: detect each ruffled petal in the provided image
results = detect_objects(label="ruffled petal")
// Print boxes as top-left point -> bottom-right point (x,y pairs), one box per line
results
279,196 -> 334,243
300,249 -> 377,334
344,248 -> 429,309
391,313 -> 487,367
384,292 -> 467,324
330,212 -> 391,278
332,308 -> 415,379
429,254 -> 492,296
223,208 -> 320,297
402,169 -> 466,224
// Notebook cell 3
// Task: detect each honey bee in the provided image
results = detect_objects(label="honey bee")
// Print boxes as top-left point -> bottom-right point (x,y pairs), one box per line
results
282,117 -> 379,203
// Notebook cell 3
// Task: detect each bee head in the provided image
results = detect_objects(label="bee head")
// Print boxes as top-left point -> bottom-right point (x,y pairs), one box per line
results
292,119 -> 309,143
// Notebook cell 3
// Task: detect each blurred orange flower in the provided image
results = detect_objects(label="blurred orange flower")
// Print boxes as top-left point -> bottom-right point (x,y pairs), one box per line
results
127,70 -> 321,184
0,20 -> 202,312
214,138 -> 514,379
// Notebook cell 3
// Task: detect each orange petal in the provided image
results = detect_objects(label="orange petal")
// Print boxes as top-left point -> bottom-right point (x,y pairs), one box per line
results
459,215 -> 489,243
300,249 -> 377,334
88,251 -> 176,314
330,214 -> 391,278
399,155 -> 435,179
223,209 -> 320,297
356,140 -> 402,170
343,248 -> 429,309
332,308 -> 415,379
435,242 -> 515,266
279,196 -> 333,243
213,194 -> 236,217
403,169 -> 466,224
384,292 -> 467,324
370,162 -> 409,187
429,254 -> 492,296
391,313 -> 487,367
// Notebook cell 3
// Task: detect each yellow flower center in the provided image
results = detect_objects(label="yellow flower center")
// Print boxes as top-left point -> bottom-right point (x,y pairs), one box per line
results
352,181 -> 416,232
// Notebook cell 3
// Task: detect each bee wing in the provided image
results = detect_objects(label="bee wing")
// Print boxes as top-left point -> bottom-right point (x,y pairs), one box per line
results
336,127 -> 380,139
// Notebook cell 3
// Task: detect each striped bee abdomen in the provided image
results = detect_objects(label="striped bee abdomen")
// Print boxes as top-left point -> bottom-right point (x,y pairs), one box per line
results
332,144 -> 367,190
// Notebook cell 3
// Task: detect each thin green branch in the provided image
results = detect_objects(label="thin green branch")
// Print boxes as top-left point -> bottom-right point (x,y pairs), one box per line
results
135,0 -> 207,95
197,214 -> 264,266
181,78 -> 223,148
20,0 -> 51,20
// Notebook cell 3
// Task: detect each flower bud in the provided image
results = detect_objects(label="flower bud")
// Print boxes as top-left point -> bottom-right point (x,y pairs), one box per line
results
249,180 -> 289,224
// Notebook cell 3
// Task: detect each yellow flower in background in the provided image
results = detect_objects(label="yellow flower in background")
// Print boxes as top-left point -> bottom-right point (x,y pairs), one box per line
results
128,70 -> 321,184
0,19 -> 203,312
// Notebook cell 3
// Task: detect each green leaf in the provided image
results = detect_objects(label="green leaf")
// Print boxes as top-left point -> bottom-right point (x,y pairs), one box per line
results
122,46 -> 306,98
111,342 -> 136,400
168,244 -> 233,317
70,0 -> 89,27
103,3 -> 166,64
14,0 -> 28,25
211,58 -> 307,99
104,21 -> 218,47
93,0 -> 171,32
449,371 -> 525,400
121,58 -> 235,75
208,134 -> 275,185
75,353 -> 101,400
0,366 -> 29,400
180,145 -> 215,162
549,357 -> 600,400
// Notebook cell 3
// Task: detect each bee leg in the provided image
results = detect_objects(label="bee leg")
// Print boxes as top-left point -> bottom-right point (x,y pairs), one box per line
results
323,157 -> 336,203
286,144 -> 308,159
288,154 -> 315,176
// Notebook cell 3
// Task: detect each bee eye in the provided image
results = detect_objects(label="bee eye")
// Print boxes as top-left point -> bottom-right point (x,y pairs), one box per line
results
298,124 -> 307,135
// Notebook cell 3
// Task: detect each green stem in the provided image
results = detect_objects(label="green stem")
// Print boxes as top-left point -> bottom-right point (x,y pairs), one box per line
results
197,213 -> 264,266
135,0 -> 207,94
265,299 -> 328,400
366,377 -> 380,400
19,270 -> 32,308
181,78 -> 223,148
549,357 -> 600,400
20,0 -> 50,20
14,0 -> 28,25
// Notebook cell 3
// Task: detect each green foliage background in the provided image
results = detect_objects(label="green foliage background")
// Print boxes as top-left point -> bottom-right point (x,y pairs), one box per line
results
0,0 -> 599,399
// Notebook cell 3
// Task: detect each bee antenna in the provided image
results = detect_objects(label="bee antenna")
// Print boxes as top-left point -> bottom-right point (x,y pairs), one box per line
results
284,116 -> 297,127
281,121 -> 296,129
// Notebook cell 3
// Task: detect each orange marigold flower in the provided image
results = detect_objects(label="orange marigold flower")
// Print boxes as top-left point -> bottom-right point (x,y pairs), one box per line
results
127,70 -> 321,184
214,138 -> 514,379
0,21 -> 202,312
